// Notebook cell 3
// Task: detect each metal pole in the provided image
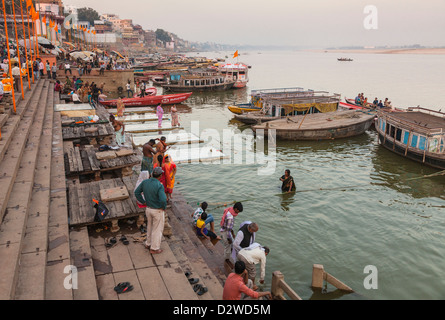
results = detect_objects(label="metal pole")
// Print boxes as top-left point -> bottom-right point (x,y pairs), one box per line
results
12,0 -> 25,98
25,0 -> 34,83
2,0 -> 17,113
19,0 -> 31,89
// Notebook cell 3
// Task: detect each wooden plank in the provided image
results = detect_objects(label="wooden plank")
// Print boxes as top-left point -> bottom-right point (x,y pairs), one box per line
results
96,151 -> 117,160
100,186 -> 130,202
85,147 -> 101,171
80,149 -> 92,172
74,146 -> 84,172
115,149 -> 135,157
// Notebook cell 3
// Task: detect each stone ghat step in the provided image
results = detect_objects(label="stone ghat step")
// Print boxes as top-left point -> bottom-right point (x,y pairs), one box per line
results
0,80 -> 46,222
166,218 -> 225,300
44,87 -> 73,300
89,224 -> 199,300
14,82 -> 55,299
0,80 -> 50,299
0,80 -> 36,163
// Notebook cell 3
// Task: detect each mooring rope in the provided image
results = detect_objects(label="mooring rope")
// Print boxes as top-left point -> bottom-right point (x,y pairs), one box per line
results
195,169 -> 445,210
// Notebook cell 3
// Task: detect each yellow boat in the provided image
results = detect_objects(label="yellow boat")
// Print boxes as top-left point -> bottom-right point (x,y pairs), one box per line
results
228,103 -> 262,115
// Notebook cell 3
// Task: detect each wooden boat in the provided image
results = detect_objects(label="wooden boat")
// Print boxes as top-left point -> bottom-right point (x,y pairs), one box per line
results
345,98 -> 375,109
228,87 -> 315,116
338,101 -> 366,111
376,107 -> 445,170
99,92 -> 192,107
218,63 -> 249,89
252,110 -> 375,140
227,103 -> 261,115
162,71 -> 236,92
235,91 -> 341,124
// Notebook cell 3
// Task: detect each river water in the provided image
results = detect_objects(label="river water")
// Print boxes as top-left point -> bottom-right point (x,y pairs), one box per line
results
157,50 -> 445,300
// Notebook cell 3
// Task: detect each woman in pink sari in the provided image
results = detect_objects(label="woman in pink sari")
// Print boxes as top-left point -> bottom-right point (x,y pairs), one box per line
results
156,104 -> 164,128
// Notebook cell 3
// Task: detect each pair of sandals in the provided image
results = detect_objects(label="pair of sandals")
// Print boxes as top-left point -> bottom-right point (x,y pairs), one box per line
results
105,235 -> 129,248
185,271 -> 208,296
114,282 -> 133,294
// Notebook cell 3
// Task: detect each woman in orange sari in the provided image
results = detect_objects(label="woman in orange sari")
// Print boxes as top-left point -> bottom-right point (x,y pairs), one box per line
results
162,154 -> 176,202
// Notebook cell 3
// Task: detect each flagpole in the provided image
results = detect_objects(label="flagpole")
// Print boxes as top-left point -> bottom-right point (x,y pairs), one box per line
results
12,0 -> 25,98
19,0 -> 31,89
26,1 -> 34,83
2,0 -> 17,113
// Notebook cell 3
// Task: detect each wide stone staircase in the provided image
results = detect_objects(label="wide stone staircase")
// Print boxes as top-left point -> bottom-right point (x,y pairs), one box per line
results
0,80 -> 227,300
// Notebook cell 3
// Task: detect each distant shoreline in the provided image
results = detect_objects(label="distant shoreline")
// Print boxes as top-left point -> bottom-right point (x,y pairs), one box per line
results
307,48 -> 445,55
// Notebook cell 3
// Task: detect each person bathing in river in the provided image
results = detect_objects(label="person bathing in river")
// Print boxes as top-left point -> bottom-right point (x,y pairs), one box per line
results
280,169 -> 296,193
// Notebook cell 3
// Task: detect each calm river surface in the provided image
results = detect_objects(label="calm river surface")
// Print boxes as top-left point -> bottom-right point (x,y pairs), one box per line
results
159,50 -> 445,300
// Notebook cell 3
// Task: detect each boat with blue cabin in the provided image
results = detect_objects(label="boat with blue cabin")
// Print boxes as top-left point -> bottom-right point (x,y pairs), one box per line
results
376,107 -> 445,170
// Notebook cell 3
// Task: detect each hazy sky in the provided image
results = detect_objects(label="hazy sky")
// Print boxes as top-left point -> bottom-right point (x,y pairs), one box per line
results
64,0 -> 445,48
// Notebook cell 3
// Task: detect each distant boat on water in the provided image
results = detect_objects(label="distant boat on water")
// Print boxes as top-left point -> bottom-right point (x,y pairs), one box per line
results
338,58 -> 353,61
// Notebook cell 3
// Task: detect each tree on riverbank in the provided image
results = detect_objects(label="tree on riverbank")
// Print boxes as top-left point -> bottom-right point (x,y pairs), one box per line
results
77,7 -> 100,26
155,29 -> 172,44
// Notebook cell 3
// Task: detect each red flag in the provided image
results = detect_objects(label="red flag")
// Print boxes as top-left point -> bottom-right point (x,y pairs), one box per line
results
233,50 -> 239,58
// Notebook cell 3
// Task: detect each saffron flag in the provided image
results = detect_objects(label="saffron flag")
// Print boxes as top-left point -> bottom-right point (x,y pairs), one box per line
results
26,0 -> 32,8
41,15 -> 46,24
54,25 -> 58,33
233,50 -> 239,58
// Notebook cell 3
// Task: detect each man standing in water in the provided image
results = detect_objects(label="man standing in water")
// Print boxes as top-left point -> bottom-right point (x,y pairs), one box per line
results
142,139 -> 156,175
280,169 -> 295,193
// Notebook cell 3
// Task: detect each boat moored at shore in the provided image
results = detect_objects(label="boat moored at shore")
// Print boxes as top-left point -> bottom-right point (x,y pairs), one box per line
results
252,109 -> 375,140
376,107 -> 445,170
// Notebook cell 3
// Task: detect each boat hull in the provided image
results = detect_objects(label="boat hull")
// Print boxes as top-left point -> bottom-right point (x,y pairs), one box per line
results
378,132 -> 445,170
162,81 -> 235,92
228,104 -> 261,115
234,113 -> 280,124
253,111 -> 375,141
100,92 -> 192,107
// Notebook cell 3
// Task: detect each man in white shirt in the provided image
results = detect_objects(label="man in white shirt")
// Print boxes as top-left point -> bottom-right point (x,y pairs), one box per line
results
39,60 -> 44,77
237,244 -> 269,287
65,62 -> 72,75
71,91 -> 81,104
12,65 -> 21,92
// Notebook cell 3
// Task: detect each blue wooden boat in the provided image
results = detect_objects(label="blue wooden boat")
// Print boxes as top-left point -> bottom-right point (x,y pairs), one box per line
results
376,107 -> 445,170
